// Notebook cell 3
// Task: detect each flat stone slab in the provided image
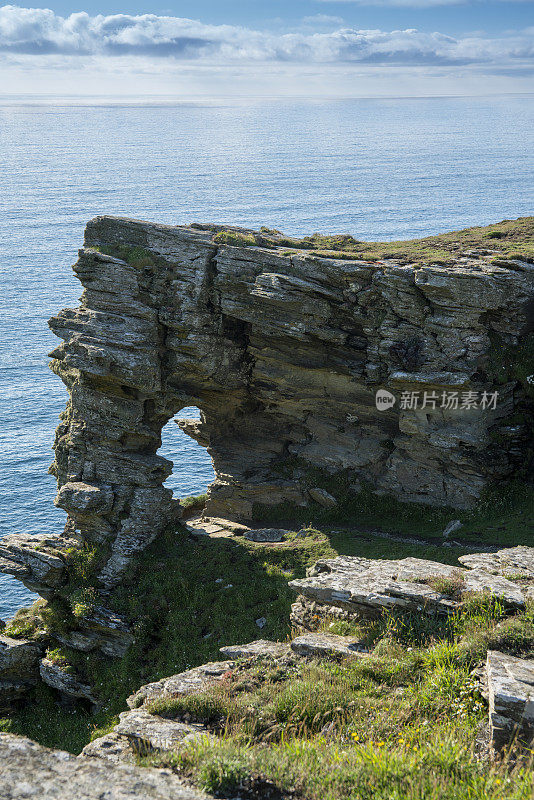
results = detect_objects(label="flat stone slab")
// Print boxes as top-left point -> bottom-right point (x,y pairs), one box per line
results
0,733 -> 208,799
459,547 -> 534,580
127,660 -> 235,709
80,732 -> 136,764
114,710 -> 210,754
243,528 -> 287,543
185,517 -> 253,539
204,517 -> 250,535
487,650 -> 534,753
307,555 -> 376,578
290,556 -> 525,619
290,632 -> 368,659
219,639 -> 292,659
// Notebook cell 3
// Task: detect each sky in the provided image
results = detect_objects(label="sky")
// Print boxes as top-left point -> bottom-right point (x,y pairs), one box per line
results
0,0 -> 533,97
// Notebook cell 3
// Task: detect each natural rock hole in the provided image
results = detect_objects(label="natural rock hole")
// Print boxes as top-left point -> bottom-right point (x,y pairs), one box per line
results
159,407 -> 214,503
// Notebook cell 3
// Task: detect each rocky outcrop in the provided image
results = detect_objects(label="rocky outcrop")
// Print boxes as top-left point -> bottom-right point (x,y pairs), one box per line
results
127,660 -> 236,709
54,606 -> 133,658
459,546 -> 534,578
219,639 -> 292,659
486,650 -> 534,754
290,632 -> 368,658
80,636 -> 368,770
39,658 -> 97,706
114,709 -> 211,755
43,216 -> 533,589
290,551 -> 534,627
1,215 -> 532,702
0,635 -> 42,711
243,528 -> 287,542
0,734 -> 208,799
0,533 -> 76,598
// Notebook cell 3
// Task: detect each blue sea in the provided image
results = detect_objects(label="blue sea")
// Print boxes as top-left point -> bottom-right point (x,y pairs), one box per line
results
1,95 -> 533,619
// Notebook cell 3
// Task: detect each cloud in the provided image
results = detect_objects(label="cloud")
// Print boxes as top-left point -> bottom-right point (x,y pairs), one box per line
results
0,5 -> 532,68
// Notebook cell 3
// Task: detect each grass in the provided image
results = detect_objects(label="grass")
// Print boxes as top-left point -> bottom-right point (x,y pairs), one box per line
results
1,502 -> 533,797
180,493 -> 208,517
210,216 -> 534,267
141,595 -> 534,800
0,516 -> 491,753
91,244 -> 156,268
0,524 -> 335,751
148,735 -> 534,800
418,571 -> 467,601
254,464 -> 534,550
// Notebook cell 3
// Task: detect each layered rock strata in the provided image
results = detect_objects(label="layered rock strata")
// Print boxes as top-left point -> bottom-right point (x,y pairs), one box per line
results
43,216 -> 533,588
0,635 -> 42,711
290,552 -> 534,626
486,650 -> 534,754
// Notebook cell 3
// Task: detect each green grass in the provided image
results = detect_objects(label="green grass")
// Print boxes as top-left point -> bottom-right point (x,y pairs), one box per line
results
180,493 -> 208,517
1,512 -> 533,798
92,244 -> 156,268
142,597 -> 534,799
0,518 -> 494,753
254,465 -> 534,550
0,525 -> 335,751
210,216 -> 534,267
149,735 -> 534,800
2,478 -> 532,755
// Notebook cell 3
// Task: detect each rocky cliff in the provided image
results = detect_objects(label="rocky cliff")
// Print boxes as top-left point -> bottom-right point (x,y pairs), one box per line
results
45,216 -> 534,587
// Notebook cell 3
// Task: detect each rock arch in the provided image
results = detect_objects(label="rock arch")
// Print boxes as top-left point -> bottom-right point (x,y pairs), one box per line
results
48,216 -> 534,586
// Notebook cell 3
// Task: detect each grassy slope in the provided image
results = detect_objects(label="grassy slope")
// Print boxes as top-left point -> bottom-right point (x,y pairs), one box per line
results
145,595 -> 534,800
0,523 -> 474,753
1,478 -> 532,750
213,216 -> 534,266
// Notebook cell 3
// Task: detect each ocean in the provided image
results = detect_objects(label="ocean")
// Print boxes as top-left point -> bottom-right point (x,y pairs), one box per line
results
1,95 -> 532,618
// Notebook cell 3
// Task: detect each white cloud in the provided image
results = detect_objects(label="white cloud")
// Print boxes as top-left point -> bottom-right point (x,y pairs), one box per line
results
0,5 -> 532,97
0,5 -> 532,66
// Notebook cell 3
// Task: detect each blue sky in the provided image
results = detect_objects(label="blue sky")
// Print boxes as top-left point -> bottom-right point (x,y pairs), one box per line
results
20,0 -> 534,35
1,1 -> 533,96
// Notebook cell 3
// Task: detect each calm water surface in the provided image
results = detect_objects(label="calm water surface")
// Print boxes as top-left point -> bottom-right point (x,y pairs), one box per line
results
1,95 -> 532,617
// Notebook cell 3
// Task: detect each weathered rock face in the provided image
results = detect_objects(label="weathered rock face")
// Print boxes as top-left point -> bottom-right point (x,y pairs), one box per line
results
127,660 -> 236,710
39,658 -> 97,706
290,551 -> 534,626
0,734 -> 208,799
45,216 -> 533,586
44,217 -> 534,586
0,636 -> 42,712
486,650 -> 534,754
0,533 -> 76,598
